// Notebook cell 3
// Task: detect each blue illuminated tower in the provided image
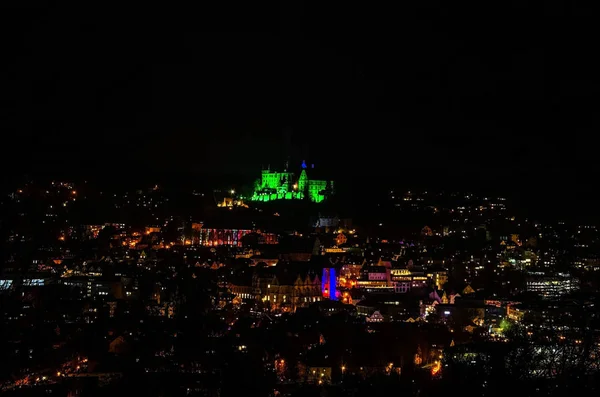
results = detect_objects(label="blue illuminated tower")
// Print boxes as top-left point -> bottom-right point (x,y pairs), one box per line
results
329,268 -> 337,301
321,268 -> 337,300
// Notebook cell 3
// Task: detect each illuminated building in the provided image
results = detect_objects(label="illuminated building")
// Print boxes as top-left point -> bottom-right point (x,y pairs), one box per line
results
192,228 -> 278,247
60,276 -> 126,299
525,273 -> 579,299
357,266 -> 392,292
198,228 -> 251,246
506,304 -> 525,322
84,224 -> 104,239
0,274 -> 51,289
390,268 -> 428,293
338,264 -> 361,289
229,265 -> 323,311
426,270 -> 448,290
216,196 -> 248,208
321,268 -> 337,300
324,247 -> 346,253
250,161 -> 334,203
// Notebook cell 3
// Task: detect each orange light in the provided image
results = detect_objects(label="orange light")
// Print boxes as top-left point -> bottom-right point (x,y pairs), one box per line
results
431,361 -> 441,376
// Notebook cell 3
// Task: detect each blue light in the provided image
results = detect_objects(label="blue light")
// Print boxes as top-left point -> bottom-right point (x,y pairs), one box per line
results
329,268 -> 337,301
301,160 -> 307,169
321,268 -> 337,300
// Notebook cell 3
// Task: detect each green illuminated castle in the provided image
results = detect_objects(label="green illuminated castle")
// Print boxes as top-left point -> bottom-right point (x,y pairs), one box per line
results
250,161 -> 333,203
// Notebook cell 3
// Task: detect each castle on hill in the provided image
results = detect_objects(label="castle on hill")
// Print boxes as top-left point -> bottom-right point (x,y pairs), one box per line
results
250,160 -> 334,203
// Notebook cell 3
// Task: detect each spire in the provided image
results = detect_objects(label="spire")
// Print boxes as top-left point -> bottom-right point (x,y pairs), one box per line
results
283,127 -> 292,171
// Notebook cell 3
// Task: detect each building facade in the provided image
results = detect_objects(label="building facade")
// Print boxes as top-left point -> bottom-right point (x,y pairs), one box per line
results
250,162 -> 334,203
229,268 -> 323,311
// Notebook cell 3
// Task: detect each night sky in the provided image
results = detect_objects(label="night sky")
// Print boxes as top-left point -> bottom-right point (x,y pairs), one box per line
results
1,2 -> 597,207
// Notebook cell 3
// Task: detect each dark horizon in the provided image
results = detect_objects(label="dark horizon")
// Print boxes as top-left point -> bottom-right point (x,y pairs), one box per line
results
4,161 -> 598,226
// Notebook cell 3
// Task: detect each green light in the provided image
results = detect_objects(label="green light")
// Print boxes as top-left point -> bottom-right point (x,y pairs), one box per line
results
249,167 -> 332,203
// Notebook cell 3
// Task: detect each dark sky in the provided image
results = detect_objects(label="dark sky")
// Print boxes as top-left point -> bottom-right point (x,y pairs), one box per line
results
1,2 -> 597,193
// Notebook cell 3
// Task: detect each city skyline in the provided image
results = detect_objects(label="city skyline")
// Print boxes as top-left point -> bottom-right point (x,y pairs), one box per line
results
2,3 -> 600,394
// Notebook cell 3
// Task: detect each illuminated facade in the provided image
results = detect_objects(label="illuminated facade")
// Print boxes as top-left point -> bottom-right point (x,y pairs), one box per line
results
525,273 -> 579,299
390,268 -> 428,292
227,271 -> 323,311
195,228 -> 251,246
217,197 -> 248,208
357,266 -> 392,291
321,268 -> 337,300
338,264 -> 361,289
426,270 -> 448,290
250,161 -> 333,203
192,228 -> 278,247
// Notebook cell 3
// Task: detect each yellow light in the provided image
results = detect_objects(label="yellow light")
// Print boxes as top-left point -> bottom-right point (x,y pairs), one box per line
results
72,190 -> 76,195
431,360 -> 441,376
